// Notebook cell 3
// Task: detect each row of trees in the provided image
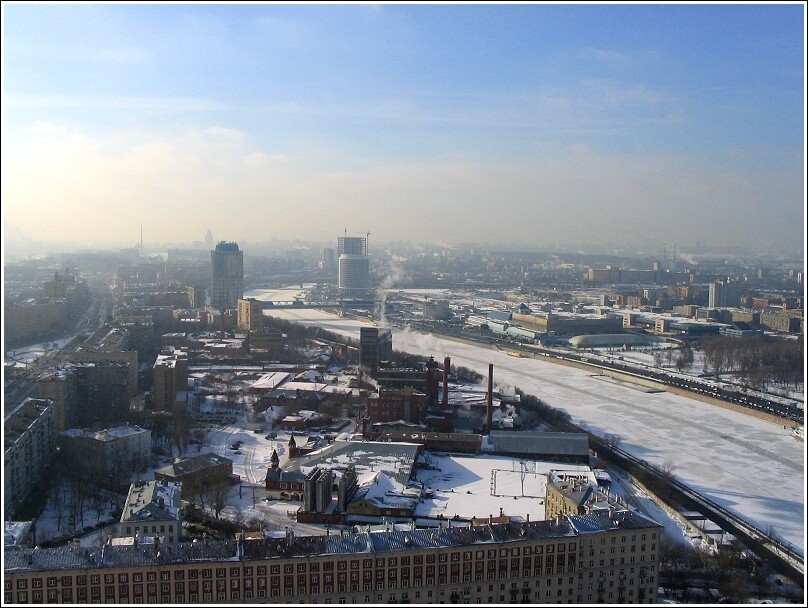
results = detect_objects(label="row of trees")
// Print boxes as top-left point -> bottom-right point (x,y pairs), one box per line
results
653,344 -> 695,372
701,336 -> 803,390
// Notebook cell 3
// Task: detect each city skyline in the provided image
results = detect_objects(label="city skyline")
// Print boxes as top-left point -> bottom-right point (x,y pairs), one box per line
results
2,3 -> 805,254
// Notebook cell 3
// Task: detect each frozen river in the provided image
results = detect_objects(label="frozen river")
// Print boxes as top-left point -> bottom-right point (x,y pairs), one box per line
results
246,287 -> 805,555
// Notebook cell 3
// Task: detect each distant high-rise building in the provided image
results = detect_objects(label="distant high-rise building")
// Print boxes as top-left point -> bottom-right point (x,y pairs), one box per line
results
359,326 -> 392,377
709,279 -> 743,308
237,297 -> 264,331
204,229 -> 214,250
337,236 -> 369,294
320,247 -> 336,269
211,241 -> 244,310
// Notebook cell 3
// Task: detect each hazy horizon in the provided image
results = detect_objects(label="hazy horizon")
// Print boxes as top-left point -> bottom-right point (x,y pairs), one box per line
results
2,4 -> 805,255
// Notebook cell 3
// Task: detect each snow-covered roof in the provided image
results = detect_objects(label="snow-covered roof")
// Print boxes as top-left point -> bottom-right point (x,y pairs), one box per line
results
121,480 -> 182,523
289,440 -> 422,486
5,521 -> 33,547
249,371 -> 290,390
61,425 -> 150,442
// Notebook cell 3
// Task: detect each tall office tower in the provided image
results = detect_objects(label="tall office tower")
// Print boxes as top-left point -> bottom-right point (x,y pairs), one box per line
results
337,236 -> 369,295
708,278 -> 744,308
359,326 -> 392,377
204,229 -> 214,250
210,241 -> 244,310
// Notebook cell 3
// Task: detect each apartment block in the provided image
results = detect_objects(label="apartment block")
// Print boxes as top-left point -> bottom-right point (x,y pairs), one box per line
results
4,515 -> 662,604
759,311 -> 801,334
4,398 -> 55,517
237,298 -> 265,331
37,362 -> 131,433
152,351 -> 189,412
59,425 -> 152,483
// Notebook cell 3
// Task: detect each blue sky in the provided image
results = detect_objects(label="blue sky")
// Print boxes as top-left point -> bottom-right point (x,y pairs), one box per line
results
2,3 -> 805,252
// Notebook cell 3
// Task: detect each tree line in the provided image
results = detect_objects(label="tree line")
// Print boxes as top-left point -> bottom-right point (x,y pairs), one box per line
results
701,336 -> 803,391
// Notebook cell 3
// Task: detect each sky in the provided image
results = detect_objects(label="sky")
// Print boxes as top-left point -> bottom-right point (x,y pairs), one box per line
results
2,3 -> 805,253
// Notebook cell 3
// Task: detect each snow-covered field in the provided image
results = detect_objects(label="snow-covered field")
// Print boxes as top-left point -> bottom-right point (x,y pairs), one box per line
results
248,292 -> 805,556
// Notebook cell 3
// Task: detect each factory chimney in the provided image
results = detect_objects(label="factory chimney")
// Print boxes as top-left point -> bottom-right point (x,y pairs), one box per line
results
486,363 -> 494,431
442,356 -> 451,408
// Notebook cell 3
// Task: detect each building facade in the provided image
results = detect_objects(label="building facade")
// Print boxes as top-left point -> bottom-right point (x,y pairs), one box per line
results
4,398 -> 56,518
359,327 -> 392,376
37,361 -> 131,433
152,351 -> 189,412
211,242 -> 244,311
708,279 -> 744,309
59,426 -> 152,484
367,388 -> 427,425
4,515 -> 662,604
154,453 -> 234,499
119,480 -> 183,544
237,298 -> 264,331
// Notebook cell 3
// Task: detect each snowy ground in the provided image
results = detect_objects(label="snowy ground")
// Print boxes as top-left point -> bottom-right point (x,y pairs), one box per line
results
247,291 -> 805,556
4,336 -> 79,367
413,454 -> 590,523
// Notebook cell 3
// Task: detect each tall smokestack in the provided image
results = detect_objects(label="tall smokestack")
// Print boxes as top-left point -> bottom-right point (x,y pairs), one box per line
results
486,363 -> 494,431
442,356 -> 450,408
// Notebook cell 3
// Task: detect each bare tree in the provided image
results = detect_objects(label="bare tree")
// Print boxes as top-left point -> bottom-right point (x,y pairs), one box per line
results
233,503 -> 246,530
604,433 -> 623,449
172,404 -> 191,455
675,345 -> 694,372
89,491 -> 105,524
68,477 -> 88,529
49,481 -> 65,532
193,427 -> 210,453
211,482 -> 229,519
661,459 -> 677,480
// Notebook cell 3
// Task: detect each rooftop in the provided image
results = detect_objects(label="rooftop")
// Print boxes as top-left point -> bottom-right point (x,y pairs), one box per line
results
5,514 -> 662,573
154,453 -> 232,478
60,425 -> 149,442
121,480 -> 182,523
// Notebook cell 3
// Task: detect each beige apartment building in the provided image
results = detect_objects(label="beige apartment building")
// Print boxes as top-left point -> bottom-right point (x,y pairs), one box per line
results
152,350 -> 189,411
4,514 -> 661,605
237,297 -> 265,331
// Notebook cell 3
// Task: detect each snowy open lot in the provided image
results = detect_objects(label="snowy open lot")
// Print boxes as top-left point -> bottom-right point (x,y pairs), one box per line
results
413,454 -> 591,522
248,295 -> 805,556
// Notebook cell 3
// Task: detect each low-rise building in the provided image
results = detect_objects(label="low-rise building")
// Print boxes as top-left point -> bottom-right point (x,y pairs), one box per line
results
367,387 -> 427,425
487,431 -> 590,464
545,473 -> 617,519
119,480 -> 183,544
154,453 -> 235,498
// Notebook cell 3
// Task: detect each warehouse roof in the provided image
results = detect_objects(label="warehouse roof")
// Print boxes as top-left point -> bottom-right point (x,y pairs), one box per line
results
487,431 -> 589,458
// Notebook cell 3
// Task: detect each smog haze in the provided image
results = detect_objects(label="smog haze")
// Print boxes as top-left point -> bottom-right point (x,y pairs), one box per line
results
2,4 -> 805,254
